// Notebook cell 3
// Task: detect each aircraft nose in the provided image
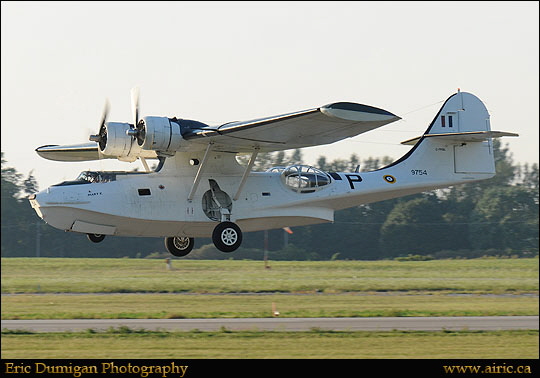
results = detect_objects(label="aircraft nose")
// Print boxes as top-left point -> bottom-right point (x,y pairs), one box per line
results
28,191 -> 45,219
28,187 -> 79,231
28,188 -> 59,219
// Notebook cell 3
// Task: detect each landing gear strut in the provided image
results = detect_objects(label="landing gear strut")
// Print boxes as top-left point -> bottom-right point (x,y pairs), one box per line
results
212,222 -> 242,253
165,236 -> 195,257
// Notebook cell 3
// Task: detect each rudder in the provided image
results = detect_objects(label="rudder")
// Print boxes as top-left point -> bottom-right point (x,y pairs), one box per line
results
428,91 -> 490,135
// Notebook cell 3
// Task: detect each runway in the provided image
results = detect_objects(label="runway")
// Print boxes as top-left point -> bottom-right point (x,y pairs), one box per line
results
2,316 -> 538,332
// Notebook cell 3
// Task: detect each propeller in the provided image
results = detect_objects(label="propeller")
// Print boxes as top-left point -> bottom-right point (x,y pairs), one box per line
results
89,88 -> 145,152
126,87 -> 146,146
89,100 -> 110,151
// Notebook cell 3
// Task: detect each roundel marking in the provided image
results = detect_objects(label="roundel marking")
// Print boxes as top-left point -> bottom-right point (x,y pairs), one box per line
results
383,175 -> 396,184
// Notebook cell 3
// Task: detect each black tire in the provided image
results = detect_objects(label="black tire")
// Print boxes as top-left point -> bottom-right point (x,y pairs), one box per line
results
212,222 -> 242,253
87,233 -> 105,243
165,236 -> 194,257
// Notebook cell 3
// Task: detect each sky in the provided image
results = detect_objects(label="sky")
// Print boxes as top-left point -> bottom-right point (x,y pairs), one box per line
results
2,1 -> 539,190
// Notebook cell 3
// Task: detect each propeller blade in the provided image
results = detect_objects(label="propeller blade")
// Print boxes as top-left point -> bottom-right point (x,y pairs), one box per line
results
131,87 -> 140,127
89,100 -> 109,143
100,99 -> 110,129
128,87 -> 146,146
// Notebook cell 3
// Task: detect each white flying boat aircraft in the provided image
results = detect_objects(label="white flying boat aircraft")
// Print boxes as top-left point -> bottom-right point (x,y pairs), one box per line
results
29,90 -> 517,256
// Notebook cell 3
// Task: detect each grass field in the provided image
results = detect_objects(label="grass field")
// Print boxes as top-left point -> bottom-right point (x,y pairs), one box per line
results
2,329 -> 538,359
2,258 -> 538,294
2,292 -> 538,319
1,257 -> 538,359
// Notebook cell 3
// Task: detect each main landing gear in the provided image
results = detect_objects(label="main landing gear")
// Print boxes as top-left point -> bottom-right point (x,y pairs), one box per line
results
164,221 -> 243,257
212,221 -> 242,253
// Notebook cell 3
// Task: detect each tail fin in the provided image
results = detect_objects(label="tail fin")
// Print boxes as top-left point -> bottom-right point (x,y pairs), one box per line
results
381,91 -> 517,185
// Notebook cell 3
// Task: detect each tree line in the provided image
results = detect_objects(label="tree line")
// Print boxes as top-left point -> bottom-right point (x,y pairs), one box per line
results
1,142 -> 538,260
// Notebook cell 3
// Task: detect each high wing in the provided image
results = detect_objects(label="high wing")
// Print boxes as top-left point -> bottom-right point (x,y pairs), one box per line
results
35,143 -> 158,162
36,143 -> 103,161
36,101 -> 400,161
182,102 -> 401,153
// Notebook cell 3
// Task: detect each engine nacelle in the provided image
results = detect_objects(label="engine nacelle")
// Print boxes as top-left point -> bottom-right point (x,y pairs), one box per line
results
100,122 -> 141,159
138,116 -> 184,152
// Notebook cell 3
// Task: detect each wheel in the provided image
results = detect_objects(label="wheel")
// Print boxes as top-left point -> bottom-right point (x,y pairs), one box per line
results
87,233 -> 105,243
212,221 -> 242,253
165,236 -> 194,257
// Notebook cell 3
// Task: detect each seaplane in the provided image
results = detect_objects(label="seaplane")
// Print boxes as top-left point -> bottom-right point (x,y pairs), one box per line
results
29,89 -> 518,256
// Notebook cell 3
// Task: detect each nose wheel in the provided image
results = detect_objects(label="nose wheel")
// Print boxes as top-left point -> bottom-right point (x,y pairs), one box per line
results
87,233 -> 105,243
212,222 -> 242,253
165,236 -> 195,257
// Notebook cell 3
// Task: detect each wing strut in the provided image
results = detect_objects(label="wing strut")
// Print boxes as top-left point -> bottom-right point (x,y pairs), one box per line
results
187,142 -> 214,201
233,147 -> 260,201
140,157 -> 151,172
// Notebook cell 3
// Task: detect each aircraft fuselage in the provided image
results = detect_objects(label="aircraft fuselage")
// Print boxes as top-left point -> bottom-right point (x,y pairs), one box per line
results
29,140 -> 492,241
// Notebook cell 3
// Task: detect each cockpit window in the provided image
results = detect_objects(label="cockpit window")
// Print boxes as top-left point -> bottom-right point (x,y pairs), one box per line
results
76,171 -> 115,183
53,170 -> 149,186
280,165 -> 331,193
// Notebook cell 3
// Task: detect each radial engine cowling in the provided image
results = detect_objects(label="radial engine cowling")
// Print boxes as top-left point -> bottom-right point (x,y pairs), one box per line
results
100,122 -> 141,159
137,116 -> 184,152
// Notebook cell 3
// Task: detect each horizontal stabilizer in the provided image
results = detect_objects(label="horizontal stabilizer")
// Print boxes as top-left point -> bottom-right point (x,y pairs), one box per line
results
401,131 -> 519,146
